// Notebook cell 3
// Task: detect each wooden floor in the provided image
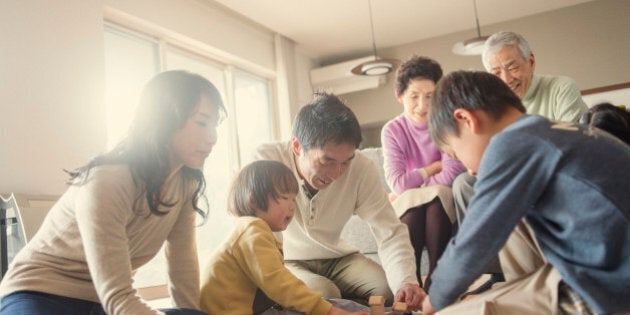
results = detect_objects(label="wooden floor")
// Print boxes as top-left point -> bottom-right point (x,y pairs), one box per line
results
145,275 -> 495,311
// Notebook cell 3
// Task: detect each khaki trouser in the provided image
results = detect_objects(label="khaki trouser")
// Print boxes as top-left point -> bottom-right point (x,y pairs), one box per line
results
438,220 -> 563,315
285,252 -> 394,305
452,173 -> 502,274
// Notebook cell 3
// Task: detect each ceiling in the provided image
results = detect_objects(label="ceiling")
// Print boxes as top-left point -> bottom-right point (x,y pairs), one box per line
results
212,0 -> 594,64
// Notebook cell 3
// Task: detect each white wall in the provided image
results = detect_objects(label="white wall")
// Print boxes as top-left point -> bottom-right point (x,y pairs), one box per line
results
0,0 -> 106,195
0,0 -> 314,195
4,0 -> 625,194
104,0 -> 276,75
344,0 -> 630,142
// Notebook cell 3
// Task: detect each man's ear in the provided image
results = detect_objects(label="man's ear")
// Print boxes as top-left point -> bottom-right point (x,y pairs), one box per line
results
453,108 -> 481,134
291,137 -> 302,157
529,52 -> 536,72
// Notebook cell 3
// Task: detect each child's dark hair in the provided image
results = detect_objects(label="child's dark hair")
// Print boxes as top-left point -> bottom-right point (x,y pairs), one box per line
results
579,102 -> 630,145
394,55 -> 443,97
228,160 -> 299,217
429,70 -> 526,148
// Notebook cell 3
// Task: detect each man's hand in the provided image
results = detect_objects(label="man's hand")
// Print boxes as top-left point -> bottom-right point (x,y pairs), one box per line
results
394,282 -> 425,311
422,295 -> 436,315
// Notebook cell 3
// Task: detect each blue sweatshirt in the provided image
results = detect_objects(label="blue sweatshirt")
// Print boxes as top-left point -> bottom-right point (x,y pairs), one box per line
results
430,115 -> 630,314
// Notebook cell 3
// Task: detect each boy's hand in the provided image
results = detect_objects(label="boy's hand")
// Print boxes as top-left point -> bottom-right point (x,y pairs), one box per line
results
394,283 -> 425,311
422,295 -> 436,315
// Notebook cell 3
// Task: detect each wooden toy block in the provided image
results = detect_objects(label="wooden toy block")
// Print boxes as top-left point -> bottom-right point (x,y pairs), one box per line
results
368,295 -> 385,306
369,295 -> 386,315
392,301 -> 407,312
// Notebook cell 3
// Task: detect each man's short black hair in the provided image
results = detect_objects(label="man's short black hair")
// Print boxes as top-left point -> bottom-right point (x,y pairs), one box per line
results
292,92 -> 362,151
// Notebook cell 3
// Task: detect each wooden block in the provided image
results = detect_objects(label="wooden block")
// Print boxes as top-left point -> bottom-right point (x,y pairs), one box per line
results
369,295 -> 386,315
392,301 -> 407,312
369,295 -> 385,306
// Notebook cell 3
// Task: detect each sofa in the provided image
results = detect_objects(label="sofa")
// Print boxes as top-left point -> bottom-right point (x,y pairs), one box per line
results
340,147 -> 429,275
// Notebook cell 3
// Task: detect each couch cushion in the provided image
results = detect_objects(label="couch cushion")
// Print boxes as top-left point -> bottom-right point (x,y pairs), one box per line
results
360,147 -> 390,193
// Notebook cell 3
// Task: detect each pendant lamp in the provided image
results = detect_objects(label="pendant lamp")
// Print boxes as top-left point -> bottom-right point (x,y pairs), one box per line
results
351,0 -> 399,76
452,0 -> 489,56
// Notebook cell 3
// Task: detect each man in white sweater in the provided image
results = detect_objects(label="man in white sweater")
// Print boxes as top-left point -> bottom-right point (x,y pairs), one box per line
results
254,92 -> 423,310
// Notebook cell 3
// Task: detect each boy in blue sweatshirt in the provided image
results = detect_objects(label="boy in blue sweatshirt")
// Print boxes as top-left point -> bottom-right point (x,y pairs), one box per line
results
422,70 -> 630,315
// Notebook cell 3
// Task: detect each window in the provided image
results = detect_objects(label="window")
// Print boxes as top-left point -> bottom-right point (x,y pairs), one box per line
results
103,23 -> 274,289
104,26 -> 159,149
234,71 -> 273,166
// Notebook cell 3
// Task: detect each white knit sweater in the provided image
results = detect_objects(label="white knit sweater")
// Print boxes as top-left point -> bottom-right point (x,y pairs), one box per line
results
255,141 -> 419,292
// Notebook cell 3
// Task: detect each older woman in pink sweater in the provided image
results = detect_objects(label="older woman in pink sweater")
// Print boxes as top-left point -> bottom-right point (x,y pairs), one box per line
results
381,56 -> 465,291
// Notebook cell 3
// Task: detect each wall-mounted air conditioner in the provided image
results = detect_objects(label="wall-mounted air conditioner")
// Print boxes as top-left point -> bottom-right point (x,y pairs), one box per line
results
310,56 -> 386,95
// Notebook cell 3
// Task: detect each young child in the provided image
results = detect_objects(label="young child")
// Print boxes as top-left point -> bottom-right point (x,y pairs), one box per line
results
199,160 -> 368,315
421,71 -> 630,315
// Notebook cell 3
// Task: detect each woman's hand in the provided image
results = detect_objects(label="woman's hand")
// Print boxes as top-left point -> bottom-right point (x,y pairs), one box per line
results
425,161 -> 443,176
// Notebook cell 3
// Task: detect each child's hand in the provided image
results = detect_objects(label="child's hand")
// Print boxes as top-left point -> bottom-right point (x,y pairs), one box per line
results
327,307 -> 368,315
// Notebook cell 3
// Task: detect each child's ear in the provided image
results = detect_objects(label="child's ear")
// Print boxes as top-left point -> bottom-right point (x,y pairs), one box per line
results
453,109 -> 481,134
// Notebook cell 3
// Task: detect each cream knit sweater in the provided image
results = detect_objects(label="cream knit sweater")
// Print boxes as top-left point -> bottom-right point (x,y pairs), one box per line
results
255,141 -> 419,293
0,165 -> 201,315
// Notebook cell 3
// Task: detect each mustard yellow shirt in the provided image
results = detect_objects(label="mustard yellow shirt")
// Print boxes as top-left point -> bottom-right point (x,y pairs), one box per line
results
200,217 -> 332,314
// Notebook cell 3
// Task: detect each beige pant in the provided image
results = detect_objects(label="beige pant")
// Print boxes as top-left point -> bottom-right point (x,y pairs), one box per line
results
438,220 -> 563,315
285,252 -> 394,305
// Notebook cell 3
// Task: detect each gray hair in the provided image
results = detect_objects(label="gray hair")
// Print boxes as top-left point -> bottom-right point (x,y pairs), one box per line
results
482,31 -> 532,71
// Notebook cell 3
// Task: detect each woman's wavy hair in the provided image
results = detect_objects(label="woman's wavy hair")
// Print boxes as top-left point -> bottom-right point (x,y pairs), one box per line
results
68,70 -> 226,218
394,55 -> 443,97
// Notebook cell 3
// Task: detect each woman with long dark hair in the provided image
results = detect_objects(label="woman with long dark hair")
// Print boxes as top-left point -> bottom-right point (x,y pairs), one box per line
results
0,70 -> 225,315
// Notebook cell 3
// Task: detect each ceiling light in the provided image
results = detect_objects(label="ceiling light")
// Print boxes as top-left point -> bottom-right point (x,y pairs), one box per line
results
452,0 -> 489,56
351,0 -> 399,76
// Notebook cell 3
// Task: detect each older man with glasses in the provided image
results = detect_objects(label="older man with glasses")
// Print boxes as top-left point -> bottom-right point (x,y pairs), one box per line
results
450,31 -> 589,296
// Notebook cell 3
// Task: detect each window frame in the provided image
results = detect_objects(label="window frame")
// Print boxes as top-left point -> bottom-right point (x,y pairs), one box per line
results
103,18 -> 278,300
